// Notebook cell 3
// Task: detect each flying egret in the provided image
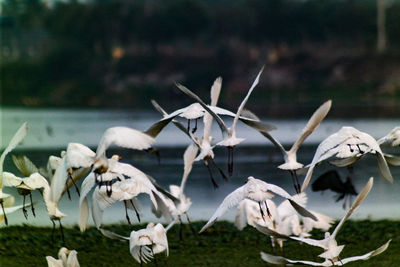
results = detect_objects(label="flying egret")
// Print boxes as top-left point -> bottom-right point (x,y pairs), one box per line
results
100,223 -> 169,265
378,126 -> 400,146
2,171 -> 51,218
46,247 -> 80,267
199,176 -> 317,233
261,178 -> 376,265
0,122 -> 28,225
260,239 -> 391,266
152,79 -> 228,188
301,126 -> 393,192
311,170 -> 357,209
79,157 -> 171,230
176,69 -> 277,176
260,100 -> 332,193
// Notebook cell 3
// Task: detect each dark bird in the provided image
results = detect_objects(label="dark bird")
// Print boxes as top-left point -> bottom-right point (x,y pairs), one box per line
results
311,170 -> 357,209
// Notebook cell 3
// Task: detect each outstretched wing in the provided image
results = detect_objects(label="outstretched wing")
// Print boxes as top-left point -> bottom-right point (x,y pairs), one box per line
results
331,177 -> 373,240
260,252 -> 327,266
340,239 -> 391,264
180,144 -> 198,194
96,127 -> 155,157
11,155 -> 39,177
289,100 -> 331,155
199,185 -> 247,233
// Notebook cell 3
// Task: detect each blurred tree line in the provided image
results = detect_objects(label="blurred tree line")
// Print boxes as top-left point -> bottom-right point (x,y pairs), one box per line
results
1,0 -> 400,117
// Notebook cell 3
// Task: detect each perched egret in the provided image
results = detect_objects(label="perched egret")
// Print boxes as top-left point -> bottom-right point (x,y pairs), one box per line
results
46,247 -> 80,267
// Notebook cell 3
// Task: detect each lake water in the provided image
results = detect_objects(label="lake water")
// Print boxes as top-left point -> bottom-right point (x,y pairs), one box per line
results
1,108 -> 399,227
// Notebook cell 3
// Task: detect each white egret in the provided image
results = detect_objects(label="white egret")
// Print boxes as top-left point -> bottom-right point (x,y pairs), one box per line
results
46,247 -> 80,267
176,68 -> 277,176
260,100 -> 332,192
100,223 -> 169,265
2,171 -> 50,218
199,176 -> 317,233
260,239 -> 391,266
0,122 -> 28,225
301,126 -> 393,192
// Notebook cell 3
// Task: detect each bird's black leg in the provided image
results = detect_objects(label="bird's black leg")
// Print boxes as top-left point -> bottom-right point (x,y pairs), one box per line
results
22,195 -> 28,220
292,170 -> 301,194
59,220 -> 65,243
204,159 -> 219,189
30,192 -> 36,217
289,171 -> 299,194
129,199 -> 141,222
151,244 -> 158,267
68,171 -> 80,197
66,184 -> 71,200
178,217 -> 183,241
347,144 -> 354,153
356,144 -> 364,154
187,119 -> 191,132
185,213 -> 197,236
264,201 -> 271,217
191,119 -> 198,134
139,246 -> 143,267
258,201 -> 266,221
51,219 -> 56,243
209,158 -> 228,181
0,201 -> 8,225
227,146 -> 234,177
123,200 -> 132,225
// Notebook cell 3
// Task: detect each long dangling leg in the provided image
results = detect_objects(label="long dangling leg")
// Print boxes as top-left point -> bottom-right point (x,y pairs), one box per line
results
68,171 -> 80,197
129,199 -> 141,222
258,201 -> 265,221
191,119 -> 198,133
185,213 -> 197,236
22,195 -> 28,220
178,217 -> 183,241
293,170 -> 301,194
59,220 -> 65,243
30,192 -> 36,217
51,219 -> 56,243
264,201 -> 271,218
123,200 -> 132,225
204,159 -> 218,189
151,244 -> 158,267
1,201 -> 8,225
227,147 -> 234,177
187,119 -> 191,132
209,158 -> 228,181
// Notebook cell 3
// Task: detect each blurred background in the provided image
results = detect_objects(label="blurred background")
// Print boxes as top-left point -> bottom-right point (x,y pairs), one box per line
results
1,0 -> 400,117
1,0 -> 400,225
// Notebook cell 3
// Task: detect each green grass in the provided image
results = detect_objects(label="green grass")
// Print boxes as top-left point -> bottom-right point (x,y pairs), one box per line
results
0,220 -> 398,266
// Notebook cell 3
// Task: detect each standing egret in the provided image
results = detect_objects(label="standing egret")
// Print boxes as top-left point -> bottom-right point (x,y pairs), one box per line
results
260,100 -> 332,193
0,122 -> 28,225
199,176 -> 317,233
301,126 -> 393,192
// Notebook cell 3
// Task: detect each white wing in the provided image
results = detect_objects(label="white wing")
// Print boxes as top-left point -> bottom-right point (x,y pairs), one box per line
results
79,173 -> 95,232
331,177 -> 373,240
231,66 -> 264,132
203,77 -> 222,141
290,235 -> 327,249
289,100 -> 331,155
96,127 -> 155,157
99,228 -> 129,241
180,144 -> 198,194
175,83 -> 229,138
65,143 -> 95,168
199,185 -> 247,233
0,122 -> 28,186
340,239 -> 391,264
11,155 -> 39,177
2,172 -> 24,188
46,256 -> 63,267
260,252 -> 329,266
66,250 -> 80,267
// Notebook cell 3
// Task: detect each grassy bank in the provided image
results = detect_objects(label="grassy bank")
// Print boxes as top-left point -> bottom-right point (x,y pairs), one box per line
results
0,220 -> 398,266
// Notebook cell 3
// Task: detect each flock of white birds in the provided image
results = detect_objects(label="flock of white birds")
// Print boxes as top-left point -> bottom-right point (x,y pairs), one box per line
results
1,67 -> 399,266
